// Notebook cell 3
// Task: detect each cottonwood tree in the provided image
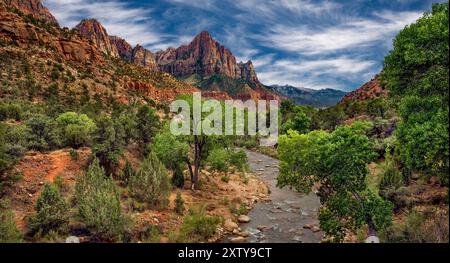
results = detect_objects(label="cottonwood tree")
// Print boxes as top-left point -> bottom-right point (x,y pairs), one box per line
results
278,122 -> 393,242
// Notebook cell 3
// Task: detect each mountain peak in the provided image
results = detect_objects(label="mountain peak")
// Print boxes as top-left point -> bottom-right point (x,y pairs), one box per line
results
4,0 -> 58,25
75,18 -> 120,57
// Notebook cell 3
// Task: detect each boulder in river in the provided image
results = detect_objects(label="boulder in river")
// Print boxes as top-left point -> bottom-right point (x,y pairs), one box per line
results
238,215 -> 251,223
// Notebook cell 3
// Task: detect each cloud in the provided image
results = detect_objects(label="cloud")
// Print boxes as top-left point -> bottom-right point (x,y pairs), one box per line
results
259,10 -> 422,55
43,0 -> 164,47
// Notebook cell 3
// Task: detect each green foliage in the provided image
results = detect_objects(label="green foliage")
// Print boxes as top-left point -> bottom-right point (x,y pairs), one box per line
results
25,114 -> 61,151
278,122 -> 393,241
75,159 -> 124,241
177,206 -> 221,242
379,160 -> 403,192
207,148 -> 229,172
207,148 -> 249,172
171,166 -> 185,188
129,152 -> 170,208
380,210 -> 449,243
174,191 -> 185,215
381,2 -> 449,184
28,183 -> 68,236
92,116 -> 126,174
0,103 -> 22,121
153,127 -> 189,171
120,160 -> 135,186
0,201 -> 22,243
56,112 -> 96,148
136,105 -> 160,145
282,111 -> 311,134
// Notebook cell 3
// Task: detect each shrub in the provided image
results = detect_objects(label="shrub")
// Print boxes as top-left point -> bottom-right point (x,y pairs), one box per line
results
56,112 -> 96,148
129,152 -> 170,208
0,103 -> 22,121
207,148 -> 228,172
229,149 -> 249,172
136,105 -> 160,145
174,192 -> 185,215
379,162 -> 403,192
75,158 -> 125,241
28,183 -> 68,236
0,202 -> 22,243
171,166 -> 185,188
177,206 -> 221,242
92,116 -> 126,174
120,160 -> 135,186
25,115 -> 61,151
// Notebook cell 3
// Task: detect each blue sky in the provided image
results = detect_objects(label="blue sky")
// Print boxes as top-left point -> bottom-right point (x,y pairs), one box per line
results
43,0 -> 443,91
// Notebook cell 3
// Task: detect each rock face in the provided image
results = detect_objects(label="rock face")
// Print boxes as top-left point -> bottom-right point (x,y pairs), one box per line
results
156,31 -> 241,78
0,6 -> 103,63
156,31 -> 279,100
238,61 -> 259,85
75,19 -> 119,57
75,19 -> 158,71
4,0 -> 58,25
110,35 -> 132,60
340,75 -> 387,103
131,44 -> 158,71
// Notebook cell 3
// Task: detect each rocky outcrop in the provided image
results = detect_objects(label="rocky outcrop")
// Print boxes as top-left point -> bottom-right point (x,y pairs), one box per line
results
75,19 -> 119,57
156,31 -> 241,78
131,44 -> 158,71
75,19 -> 158,71
110,35 -> 132,60
340,75 -> 387,103
125,80 -> 198,101
0,6 -> 103,63
238,61 -> 259,85
3,0 -> 58,25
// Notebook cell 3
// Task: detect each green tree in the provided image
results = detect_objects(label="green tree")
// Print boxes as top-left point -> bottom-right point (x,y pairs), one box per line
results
92,116 -> 126,175
25,114 -> 61,151
28,183 -> 68,236
278,123 -> 393,242
56,112 -> 96,148
0,200 -> 22,243
381,2 -> 449,184
129,152 -> 170,208
75,159 -> 124,241
136,105 -> 160,145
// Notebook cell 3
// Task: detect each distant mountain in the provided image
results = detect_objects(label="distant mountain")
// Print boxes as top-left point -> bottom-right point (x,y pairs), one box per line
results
155,31 -> 279,100
268,85 -> 347,108
339,75 -> 387,104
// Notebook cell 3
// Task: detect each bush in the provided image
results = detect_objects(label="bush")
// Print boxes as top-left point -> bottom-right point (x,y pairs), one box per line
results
379,162 -> 403,192
0,202 -> 22,243
136,105 -> 160,145
28,183 -> 68,236
174,192 -> 185,215
75,158 -> 125,241
177,206 -> 221,242
229,149 -> 249,172
120,160 -> 135,186
25,115 -> 61,151
129,152 -> 170,208
207,148 -> 228,172
0,103 -> 22,121
221,175 -> 230,183
56,112 -> 96,148
171,166 -> 185,188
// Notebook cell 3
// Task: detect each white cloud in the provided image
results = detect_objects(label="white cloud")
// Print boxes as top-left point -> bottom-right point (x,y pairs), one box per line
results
43,0 -> 163,47
259,10 -> 421,55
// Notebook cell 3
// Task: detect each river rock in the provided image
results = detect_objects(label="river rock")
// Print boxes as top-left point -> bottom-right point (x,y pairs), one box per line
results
230,236 -> 247,243
224,219 -> 238,231
238,215 -> 251,223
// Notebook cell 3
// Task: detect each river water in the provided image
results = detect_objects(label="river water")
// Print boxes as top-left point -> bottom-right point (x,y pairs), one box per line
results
236,150 -> 323,243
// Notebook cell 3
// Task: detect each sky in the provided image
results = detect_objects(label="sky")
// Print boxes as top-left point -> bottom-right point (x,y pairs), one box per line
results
43,0 -> 443,91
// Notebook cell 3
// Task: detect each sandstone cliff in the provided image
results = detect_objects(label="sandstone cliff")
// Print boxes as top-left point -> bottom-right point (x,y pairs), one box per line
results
3,0 -> 58,25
